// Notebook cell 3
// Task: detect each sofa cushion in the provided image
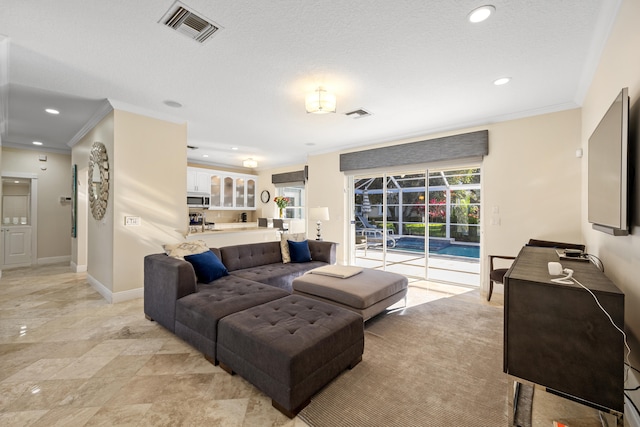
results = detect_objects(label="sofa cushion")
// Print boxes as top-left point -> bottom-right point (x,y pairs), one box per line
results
219,242 -> 283,272
230,261 -> 329,292
184,250 -> 229,283
288,240 -> 312,263
175,276 -> 289,344
163,240 -> 209,259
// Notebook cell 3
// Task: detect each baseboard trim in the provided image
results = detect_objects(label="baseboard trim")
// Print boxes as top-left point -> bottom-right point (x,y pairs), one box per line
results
86,274 -> 142,304
112,287 -> 144,304
70,261 -> 87,273
87,274 -> 112,303
38,256 -> 71,265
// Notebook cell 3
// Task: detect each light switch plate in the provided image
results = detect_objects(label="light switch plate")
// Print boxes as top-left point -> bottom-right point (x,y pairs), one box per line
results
124,216 -> 141,226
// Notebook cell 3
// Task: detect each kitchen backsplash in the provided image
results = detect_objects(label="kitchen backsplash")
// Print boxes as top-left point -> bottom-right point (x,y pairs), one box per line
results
204,210 -> 256,224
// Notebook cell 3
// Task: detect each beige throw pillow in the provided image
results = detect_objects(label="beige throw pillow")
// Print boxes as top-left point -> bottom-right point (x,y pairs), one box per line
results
280,233 -> 306,263
163,240 -> 209,259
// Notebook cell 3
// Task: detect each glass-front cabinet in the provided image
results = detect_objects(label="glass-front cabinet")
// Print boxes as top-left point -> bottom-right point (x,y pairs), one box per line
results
235,178 -> 245,208
204,169 -> 257,210
223,177 -> 234,208
246,179 -> 256,208
210,175 -> 221,208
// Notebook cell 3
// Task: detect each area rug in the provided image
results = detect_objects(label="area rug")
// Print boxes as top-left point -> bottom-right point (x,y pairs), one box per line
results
298,290 -> 510,427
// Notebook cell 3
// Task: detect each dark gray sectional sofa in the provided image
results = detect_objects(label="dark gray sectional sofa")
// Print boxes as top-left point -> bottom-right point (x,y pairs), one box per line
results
143,239 -> 364,417
143,240 -> 337,359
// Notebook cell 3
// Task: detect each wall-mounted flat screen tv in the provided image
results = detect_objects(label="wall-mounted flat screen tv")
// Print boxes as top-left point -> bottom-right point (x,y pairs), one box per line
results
588,87 -> 630,236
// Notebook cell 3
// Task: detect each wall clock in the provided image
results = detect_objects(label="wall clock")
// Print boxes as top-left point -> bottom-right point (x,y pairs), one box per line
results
260,190 -> 271,203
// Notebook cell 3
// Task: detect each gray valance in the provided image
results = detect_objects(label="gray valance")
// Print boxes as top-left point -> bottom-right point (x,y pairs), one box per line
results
339,130 -> 488,172
272,167 -> 307,186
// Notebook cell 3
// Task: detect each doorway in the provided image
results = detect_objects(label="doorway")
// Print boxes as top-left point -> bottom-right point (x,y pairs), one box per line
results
1,175 -> 38,268
351,167 -> 480,286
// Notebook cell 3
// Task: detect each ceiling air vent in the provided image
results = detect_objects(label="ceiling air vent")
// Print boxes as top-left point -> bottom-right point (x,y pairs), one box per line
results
187,145 -> 198,150
345,109 -> 372,119
160,1 -> 222,44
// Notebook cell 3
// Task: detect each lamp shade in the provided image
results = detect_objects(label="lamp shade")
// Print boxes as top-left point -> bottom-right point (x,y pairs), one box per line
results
305,88 -> 336,114
310,207 -> 330,221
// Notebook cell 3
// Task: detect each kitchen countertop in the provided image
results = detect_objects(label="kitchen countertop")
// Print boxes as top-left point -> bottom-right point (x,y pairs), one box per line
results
186,226 -> 278,237
185,225 -> 280,246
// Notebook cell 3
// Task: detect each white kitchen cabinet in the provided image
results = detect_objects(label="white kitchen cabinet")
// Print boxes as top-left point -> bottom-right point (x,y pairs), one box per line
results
210,174 -> 222,208
219,173 -> 257,210
187,168 -> 211,193
188,167 -> 257,210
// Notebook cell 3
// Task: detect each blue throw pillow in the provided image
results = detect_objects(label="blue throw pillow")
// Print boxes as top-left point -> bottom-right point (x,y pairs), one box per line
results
287,239 -> 312,263
184,250 -> 229,283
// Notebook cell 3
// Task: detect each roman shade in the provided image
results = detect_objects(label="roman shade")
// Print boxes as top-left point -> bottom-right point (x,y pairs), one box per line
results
272,166 -> 307,187
339,130 -> 488,172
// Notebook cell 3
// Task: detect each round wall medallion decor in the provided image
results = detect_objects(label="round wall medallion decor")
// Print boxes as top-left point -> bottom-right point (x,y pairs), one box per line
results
88,142 -> 109,220
260,190 -> 271,203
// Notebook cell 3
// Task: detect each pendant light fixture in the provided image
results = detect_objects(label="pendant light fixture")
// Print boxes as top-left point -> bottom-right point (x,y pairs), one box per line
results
243,158 -> 258,168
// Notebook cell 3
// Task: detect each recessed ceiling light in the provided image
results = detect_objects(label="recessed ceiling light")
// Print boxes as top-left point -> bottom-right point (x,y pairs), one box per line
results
231,147 -> 239,151
202,154 -> 209,158
32,141 -> 43,146
493,77 -> 511,86
468,5 -> 495,23
45,108 -> 60,115
163,100 -> 182,108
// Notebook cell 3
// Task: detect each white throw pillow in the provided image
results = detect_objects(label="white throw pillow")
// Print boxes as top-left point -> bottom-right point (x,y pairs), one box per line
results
280,233 -> 306,263
163,240 -> 209,259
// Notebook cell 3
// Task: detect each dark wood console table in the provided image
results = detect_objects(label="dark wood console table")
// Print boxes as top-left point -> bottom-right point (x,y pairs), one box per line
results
504,246 -> 624,423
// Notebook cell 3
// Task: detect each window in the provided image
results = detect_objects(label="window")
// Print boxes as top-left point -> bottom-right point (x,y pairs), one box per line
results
276,186 -> 305,219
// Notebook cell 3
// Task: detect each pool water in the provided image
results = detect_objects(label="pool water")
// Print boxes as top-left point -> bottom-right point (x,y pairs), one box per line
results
394,237 -> 480,259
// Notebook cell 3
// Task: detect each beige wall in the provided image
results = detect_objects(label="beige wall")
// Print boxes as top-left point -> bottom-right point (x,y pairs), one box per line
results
72,112 -> 115,289
300,108 -> 583,284
111,110 -> 187,296
72,109 -> 187,300
581,0 -> 640,367
2,147 -> 72,262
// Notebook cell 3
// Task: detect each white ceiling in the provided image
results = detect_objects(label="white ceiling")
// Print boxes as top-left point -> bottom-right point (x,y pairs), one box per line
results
0,0 -> 620,170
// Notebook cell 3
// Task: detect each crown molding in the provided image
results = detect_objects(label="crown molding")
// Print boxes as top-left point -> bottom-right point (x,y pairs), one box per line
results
67,99 -> 113,148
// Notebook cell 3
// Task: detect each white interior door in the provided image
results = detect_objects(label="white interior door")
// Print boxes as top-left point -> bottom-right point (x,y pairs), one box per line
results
3,226 -> 32,266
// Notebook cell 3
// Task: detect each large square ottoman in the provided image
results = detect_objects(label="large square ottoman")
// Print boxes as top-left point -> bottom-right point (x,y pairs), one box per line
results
216,294 -> 364,418
292,266 -> 408,321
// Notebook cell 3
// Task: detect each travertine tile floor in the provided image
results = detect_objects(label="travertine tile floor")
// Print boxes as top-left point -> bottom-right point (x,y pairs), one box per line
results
0,263 -> 467,426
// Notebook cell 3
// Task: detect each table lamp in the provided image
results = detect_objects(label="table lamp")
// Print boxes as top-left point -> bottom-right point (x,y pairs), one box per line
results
309,207 -> 330,240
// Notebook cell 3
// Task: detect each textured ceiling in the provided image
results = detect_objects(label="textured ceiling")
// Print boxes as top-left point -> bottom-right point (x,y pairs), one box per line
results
0,0 -> 620,169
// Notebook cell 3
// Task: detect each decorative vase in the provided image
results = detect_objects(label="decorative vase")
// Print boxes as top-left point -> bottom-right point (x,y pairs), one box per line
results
279,208 -> 284,218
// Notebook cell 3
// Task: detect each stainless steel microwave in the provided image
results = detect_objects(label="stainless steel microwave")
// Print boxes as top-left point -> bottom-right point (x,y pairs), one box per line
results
187,194 -> 210,208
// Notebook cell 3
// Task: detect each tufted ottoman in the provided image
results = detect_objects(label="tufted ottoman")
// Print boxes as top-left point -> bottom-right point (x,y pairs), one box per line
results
216,294 -> 364,417
292,266 -> 408,321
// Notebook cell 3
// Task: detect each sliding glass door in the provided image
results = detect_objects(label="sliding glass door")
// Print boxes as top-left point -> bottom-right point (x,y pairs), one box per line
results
352,167 -> 481,286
